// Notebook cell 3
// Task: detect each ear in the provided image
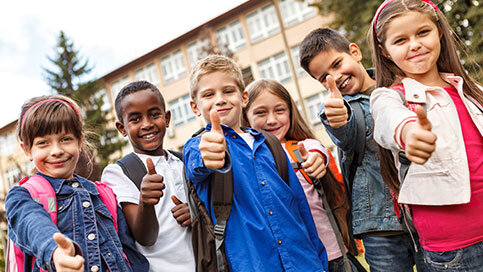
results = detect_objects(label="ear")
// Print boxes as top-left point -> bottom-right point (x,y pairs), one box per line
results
20,142 -> 33,161
164,110 -> 171,128
190,101 -> 201,117
115,121 -> 128,137
241,91 -> 249,108
348,43 -> 363,62
379,44 -> 392,60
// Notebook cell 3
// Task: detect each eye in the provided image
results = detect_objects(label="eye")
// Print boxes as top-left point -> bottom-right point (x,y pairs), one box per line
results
275,107 -> 287,113
129,116 -> 140,123
418,29 -> 430,36
333,60 -> 341,68
62,136 -> 74,142
150,112 -> 161,118
393,38 -> 406,45
202,91 -> 213,98
224,88 -> 235,94
254,110 -> 266,115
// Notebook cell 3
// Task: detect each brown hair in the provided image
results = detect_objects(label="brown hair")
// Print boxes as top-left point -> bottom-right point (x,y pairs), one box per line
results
242,79 -> 354,253
17,94 -> 95,177
370,0 -> 482,105
189,55 -> 245,100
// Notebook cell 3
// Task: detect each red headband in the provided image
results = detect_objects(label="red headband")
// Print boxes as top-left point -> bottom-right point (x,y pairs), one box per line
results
21,99 -> 80,128
373,0 -> 438,38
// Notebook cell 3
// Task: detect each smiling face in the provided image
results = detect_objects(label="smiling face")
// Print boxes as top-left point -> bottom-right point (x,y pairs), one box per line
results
382,11 -> 441,84
308,44 -> 374,95
245,89 -> 290,143
190,71 -> 248,133
22,131 -> 82,179
116,89 -> 170,156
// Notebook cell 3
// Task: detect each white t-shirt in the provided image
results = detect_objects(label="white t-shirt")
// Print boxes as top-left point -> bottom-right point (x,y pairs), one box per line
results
101,151 -> 195,272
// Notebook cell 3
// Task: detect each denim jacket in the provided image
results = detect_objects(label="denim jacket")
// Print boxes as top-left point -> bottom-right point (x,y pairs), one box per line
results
6,173 -> 149,272
319,92 -> 402,235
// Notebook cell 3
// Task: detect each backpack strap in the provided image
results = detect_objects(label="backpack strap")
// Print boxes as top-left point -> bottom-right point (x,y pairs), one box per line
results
116,152 -> 147,190
261,131 -> 289,185
94,181 -> 118,231
284,141 -> 352,272
344,99 -> 366,194
20,175 -> 57,224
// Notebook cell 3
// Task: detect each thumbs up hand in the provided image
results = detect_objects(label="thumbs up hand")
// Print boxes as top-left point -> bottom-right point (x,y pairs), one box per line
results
298,142 -> 327,179
140,157 -> 165,206
323,75 -> 348,128
170,195 -> 191,227
401,105 -> 437,164
199,109 -> 226,169
52,233 -> 85,272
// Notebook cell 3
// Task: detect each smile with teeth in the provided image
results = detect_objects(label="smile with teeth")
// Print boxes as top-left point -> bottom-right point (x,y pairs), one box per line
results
141,132 -> 157,139
339,77 -> 351,90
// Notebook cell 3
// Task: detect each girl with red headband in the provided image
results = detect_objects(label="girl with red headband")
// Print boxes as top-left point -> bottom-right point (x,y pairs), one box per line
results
370,0 -> 483,270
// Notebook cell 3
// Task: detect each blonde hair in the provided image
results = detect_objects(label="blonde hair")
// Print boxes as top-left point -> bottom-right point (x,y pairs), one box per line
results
242,79 -> 315,141
189,55 -> 245,100
369,0 -> 482,105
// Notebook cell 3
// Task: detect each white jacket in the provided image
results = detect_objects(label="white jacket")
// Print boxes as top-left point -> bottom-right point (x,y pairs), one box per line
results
370,74 -> 483,205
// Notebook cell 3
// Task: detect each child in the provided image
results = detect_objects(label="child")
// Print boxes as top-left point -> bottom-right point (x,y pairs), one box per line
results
369,0 -> 483,270
184,55 -> 328,271
101,81 -> 195,271
242,78 -> 366,272
300,28 -> 427,271
6,95 -> 148,272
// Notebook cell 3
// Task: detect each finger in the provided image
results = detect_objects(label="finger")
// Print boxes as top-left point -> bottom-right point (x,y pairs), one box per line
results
53,233 -> 74,254
56,255 -> 84,270
415,105 -> 431,130
171,195 -> 182,205
146,157 -> 156,175
297,142 -> 309,161
326,75 -> 343,99
210,108 -> 223,134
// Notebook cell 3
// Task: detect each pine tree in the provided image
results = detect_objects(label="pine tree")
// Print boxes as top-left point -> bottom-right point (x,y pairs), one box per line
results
310,0 -> 482,81
44,31 -> 126,180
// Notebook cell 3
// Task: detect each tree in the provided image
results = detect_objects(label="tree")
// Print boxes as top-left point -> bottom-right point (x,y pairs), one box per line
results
310,0 -> 482,81
44,31 -> 126,180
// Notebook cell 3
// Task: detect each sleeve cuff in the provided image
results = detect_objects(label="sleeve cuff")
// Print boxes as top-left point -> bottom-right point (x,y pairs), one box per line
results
395,117 -> 417,149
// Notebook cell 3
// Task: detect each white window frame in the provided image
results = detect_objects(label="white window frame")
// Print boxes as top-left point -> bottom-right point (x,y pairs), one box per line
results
169,94 -> 196,127
246,4 -> 280,43
135,63 -> 160,87
0,133 -> 16,157
6,167 -> 20,188
280,0 -> 317,27
290,45 -> 308,76
216,20 -> 246,52
161,50 -> 186,84
258,51 -> 292,83
305,92 -> 328,125
111,76 -> 130,101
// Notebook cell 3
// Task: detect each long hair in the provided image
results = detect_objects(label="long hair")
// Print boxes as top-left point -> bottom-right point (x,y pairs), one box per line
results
369,0 -> 482,105
242,79 -> 354,253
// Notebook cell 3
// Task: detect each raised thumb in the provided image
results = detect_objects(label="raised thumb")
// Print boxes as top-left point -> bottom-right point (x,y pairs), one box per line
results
326,75 -> 343,99
53,233 -> 74,255
415,105 -> 431,130
146,157 -> 157,175
297,142 -> 309,161
210,108 -> 223,134
171,195 -> 182,205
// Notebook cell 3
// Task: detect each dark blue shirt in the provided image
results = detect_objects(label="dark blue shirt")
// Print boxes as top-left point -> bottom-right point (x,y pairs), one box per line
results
183,125 -> 328,271
6,173 -> 148,272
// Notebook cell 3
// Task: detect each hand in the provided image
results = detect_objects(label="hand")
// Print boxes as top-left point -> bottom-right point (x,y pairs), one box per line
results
298,142 -> 327,179
52,233 -> 84,272
139,158 -> 165,206
401,105 -> 437,164
199,109 -> 226,169
323,75 -> 348,128
171,195 -> 191,227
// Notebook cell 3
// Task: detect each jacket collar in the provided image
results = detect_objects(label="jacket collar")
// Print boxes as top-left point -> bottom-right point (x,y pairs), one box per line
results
401,73 -> 463,103
37,172 -> 99,195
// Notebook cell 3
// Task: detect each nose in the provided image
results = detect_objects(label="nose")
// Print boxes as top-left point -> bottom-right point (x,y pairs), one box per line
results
214,92 -> 226,106
50,142 -> 64,157
141,116 -> 154,130
266,112 -> 277,125
409,37 -> 422,51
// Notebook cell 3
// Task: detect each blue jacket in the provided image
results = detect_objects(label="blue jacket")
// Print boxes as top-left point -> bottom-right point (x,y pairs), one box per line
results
319,92 -> 402,235
6,173 -> 149,272
184,125 -> 328,272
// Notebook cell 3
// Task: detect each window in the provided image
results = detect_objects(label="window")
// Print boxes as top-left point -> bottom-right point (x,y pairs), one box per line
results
258,51 -> 291,83
111,76 -> 130,100
187,39 -> 210,68
216,20 -> 246,52
305,92 -> 328,125
161,50 -> 186,84
290,45 -> 308,76
0,132 -> 16,157
246,4 -> 280,43
169,94 -> 196,127
135,63 -> 160,87
6,167 -> 20,188
280,0 -> 317,27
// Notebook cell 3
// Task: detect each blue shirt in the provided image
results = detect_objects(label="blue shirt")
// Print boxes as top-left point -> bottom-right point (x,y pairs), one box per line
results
6,173 -> 149,272
183,125 -> 328,272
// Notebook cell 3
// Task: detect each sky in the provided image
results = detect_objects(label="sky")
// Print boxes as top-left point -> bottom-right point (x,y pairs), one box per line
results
0,0 -> 247,128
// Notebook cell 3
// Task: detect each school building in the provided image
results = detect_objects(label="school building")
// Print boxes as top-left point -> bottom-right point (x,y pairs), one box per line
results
0,0 -> 335,256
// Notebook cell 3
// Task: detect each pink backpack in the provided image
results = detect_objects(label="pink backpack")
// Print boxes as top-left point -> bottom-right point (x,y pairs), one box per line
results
6,175 -> 120,272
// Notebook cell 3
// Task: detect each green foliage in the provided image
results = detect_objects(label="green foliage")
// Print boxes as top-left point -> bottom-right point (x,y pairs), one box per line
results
310,0 -> 482,81
44,31 -> 126,179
